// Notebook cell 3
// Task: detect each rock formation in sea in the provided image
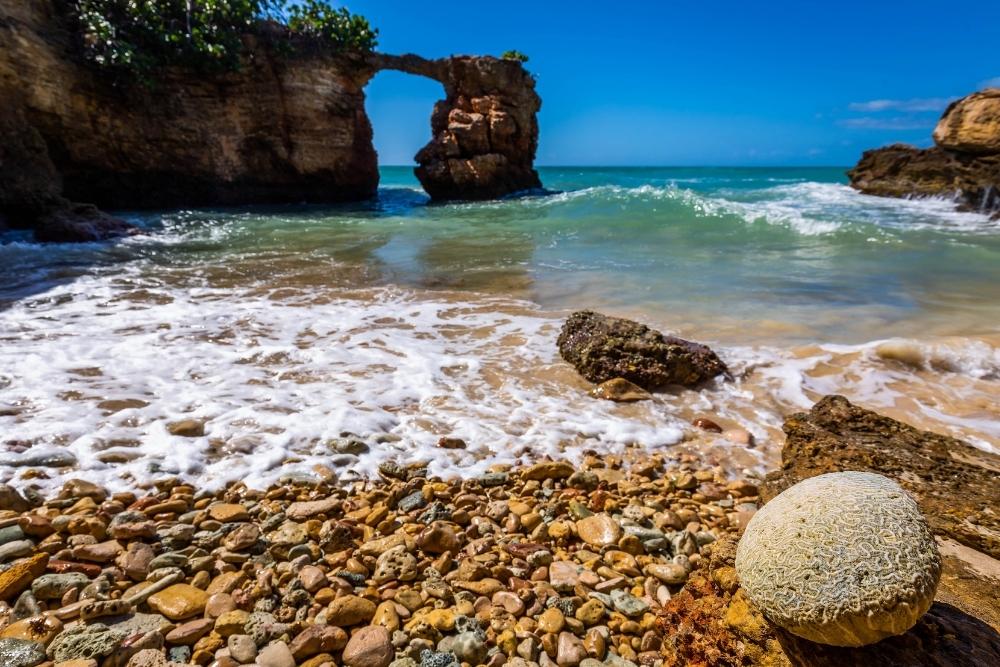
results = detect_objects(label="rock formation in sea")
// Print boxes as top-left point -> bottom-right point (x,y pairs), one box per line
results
847,88 -> 1000,217
0,1 -> 541,241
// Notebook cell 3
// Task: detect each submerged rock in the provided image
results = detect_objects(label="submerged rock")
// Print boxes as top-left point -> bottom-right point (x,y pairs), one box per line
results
589,378 -> 652,402
737,472 -> 941,646
557,311 -> 728,390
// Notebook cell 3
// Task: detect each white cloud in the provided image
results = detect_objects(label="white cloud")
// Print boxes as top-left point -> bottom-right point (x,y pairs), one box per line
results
838,117 -> 935,130
847,97 -> 953,113
980,77 -> 1000,89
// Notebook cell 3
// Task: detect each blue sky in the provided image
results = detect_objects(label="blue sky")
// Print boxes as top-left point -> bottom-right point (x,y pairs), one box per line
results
350,0 -> 1000,166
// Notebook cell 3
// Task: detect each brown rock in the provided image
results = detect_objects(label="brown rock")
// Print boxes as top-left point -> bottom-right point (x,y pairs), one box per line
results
576,514 -> 622,548
589,378 -> 652,402
147,583 -> 209,620
164,617 -> 214,645
71,540 -> 123,563
286,497 -> 339,521
557,311 -> 728,389
763,395 -> 1000,558
327,595 -> 377,627
523,461 -> 575,481
167,419 -> 205,437
415,522 -> 461,554
208,503 -> 248,522
290,625 -> 349,659
934,89 -> 1000,154
341,625 -> 393,667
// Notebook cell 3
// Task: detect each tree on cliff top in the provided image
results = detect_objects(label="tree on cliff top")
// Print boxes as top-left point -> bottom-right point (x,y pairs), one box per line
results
71,0 -> 377,80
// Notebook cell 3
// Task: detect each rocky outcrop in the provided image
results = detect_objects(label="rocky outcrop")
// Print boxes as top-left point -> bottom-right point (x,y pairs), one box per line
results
557,311 -> 729,390
374,54 -> 541,200
847,89 -> 1000,217
762,395 -> 1000,559
933,89 -> 1000,154
657,397 -> 1000,666
0,2 -> 542,241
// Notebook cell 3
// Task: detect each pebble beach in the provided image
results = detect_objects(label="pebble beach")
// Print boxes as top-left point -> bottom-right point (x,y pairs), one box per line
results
0,449 -> 757,667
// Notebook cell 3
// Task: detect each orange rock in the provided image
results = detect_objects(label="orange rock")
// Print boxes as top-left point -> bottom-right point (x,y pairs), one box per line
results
0,552 -> 48,601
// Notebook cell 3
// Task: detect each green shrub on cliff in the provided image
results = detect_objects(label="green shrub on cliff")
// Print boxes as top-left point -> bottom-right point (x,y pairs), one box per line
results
71,0 -> 377,80
287,1 -> 378,51
501,50 -> 529,63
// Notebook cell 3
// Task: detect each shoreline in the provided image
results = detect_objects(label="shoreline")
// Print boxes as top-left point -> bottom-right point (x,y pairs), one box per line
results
1,395 -> 997,667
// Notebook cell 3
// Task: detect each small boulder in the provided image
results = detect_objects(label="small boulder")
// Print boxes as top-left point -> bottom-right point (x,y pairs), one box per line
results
557,311 -> 727,390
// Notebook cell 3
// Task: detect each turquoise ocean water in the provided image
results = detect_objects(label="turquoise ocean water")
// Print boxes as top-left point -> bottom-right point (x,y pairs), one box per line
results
1,167 -> 997,491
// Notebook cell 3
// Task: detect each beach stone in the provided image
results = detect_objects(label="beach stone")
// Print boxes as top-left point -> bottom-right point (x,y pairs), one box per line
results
0,524 -> 25,546
32,572 -> 90,600
208,503 -> 248,523
0,540 -> 33,563
164,618 -> 213,645
574,599 -> 605,626
549,561 -> 581,592
538,607 -> 566,633
290,625 -> 348,659
557,310 -> 728,389
589,378 -> 651,402
737,471 -> 941,646
415,522 -> 460,554
125,648 -> 167,667
373,546 -> 418,584
213,609 -> 250,636
287,497 -> 339,521
438,631 -> 487,665
0,638 -> 46,667
167,419 -> 205,437
222,522 -> 259,551
147,584 -> 208,620
610,589 -> 648,618
228,634 -> 257,663
327,595 -> 377,626
556,632 -> 587,666
576,514 -> 622,548
0,553 -> 48,601
0,615 -> 62,645
256,641 -> 295,667
108,511 -> 156,540
71,540 -> 122,563
342,625 -> 393,667
523,461 -> 574,480
646,563 -> 688,585
48,623 -> 126,662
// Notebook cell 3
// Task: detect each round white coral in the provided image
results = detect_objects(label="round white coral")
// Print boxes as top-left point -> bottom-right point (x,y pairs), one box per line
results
735,471 -> 941,646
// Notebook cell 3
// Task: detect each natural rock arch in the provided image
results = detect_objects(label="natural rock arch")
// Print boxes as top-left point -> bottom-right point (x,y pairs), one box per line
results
0,1 -> 542,241
368,53 -> 542,200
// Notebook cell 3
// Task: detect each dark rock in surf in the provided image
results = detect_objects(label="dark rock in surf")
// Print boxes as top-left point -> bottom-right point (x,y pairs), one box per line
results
557,310 -> 728,390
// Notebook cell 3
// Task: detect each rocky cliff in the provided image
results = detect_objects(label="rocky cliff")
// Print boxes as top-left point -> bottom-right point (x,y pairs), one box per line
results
848,89 -> 1000,217
0,1 -> 541,241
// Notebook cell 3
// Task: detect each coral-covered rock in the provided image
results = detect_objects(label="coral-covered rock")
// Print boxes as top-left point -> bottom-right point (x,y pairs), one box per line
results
933,88 -> 1000,154
737,472 -> 941,646
557,310 -> 728,390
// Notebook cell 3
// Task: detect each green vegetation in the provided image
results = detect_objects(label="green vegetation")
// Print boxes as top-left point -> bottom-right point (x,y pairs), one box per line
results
72,1 -> 377,80
501,50 -> 529,63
